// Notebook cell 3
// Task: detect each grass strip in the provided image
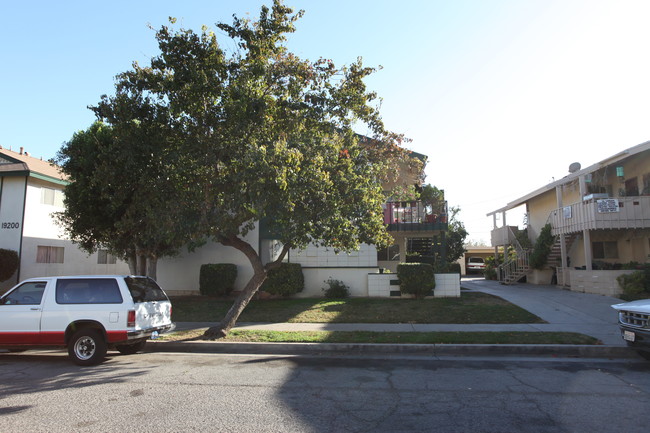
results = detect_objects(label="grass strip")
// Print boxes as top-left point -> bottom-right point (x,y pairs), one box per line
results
170,292 -> 543,324
159,329 -> 599,345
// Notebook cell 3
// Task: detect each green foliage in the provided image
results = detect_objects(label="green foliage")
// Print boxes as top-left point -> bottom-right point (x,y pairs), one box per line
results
617,264 -> 650,296
445,206 -> 468,264
397,263 -> 435,299
0,249 -> 19,282
530,224 -> 555,270
200,264 -> 238,296
322,278 -> 350,298
617,271 -> 646,295
446,263 -> 461,275
261,263 -> 304,297
515,228 -> 533,249
483,255 -> 502,280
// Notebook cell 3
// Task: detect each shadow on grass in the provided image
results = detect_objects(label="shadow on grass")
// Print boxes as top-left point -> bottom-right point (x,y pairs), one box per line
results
170,292 -> 544,324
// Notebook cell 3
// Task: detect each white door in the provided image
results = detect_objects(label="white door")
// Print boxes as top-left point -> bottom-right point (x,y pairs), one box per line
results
0,281 -> 46,344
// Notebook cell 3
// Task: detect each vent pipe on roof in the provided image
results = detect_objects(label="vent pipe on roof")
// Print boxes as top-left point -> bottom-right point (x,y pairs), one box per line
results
19,147 -> 24,155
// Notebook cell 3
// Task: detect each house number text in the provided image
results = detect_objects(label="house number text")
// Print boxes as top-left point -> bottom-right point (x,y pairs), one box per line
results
1,222 -> 20,229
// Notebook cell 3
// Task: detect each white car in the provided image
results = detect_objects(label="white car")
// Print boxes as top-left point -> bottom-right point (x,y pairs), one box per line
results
0,275 -> 174,365
466,257 -> 486,274
611,299 -> 650,360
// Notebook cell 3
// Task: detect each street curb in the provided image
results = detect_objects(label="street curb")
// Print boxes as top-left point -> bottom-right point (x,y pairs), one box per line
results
145,340 -> 637,359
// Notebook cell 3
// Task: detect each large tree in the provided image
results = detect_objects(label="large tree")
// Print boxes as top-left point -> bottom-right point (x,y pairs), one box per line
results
61,1 -> 409,338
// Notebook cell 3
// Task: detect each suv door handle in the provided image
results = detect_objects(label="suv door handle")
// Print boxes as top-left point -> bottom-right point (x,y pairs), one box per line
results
30,308 -> 41,311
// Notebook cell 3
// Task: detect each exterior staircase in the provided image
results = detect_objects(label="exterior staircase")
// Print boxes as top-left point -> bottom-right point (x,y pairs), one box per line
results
499,227 -> 531,285
547,233 -> 578,267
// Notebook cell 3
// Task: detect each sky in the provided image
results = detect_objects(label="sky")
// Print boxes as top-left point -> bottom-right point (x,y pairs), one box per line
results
2,0 -> 650,244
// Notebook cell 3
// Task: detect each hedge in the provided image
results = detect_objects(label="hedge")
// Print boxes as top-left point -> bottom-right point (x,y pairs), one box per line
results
261,263 -> 304,297
199,264 -> 237,296
0,249 -> 19,282
397,263 -> 435,299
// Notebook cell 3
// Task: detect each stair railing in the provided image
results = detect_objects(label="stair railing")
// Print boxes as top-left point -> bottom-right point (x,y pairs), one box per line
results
498,227 -> 531,284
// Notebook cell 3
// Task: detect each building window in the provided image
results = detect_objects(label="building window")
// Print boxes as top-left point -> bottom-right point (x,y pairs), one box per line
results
36,246 -> 64,263
592,241 -> 618,259
40,187 -> 64,207
377,244 -> 400,261
97,249 -> 117,265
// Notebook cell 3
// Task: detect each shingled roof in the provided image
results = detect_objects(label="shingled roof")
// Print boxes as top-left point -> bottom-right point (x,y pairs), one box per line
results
0,147 -> 67,185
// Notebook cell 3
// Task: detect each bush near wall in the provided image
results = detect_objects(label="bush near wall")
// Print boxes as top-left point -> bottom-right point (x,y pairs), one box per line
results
199,264 -> 238,296
0,249 -> 19,282
261,263 -> 304,297
397,263 -> 435,299
617,263 -> 650,296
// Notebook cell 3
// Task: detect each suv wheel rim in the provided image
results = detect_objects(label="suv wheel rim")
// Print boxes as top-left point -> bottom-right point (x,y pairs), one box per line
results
74,336 -> 96,360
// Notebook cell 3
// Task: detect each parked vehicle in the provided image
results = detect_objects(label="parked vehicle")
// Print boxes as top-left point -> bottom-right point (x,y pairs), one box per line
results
466,257 -> 486,274
611,299 -> 650,360
0,275 -> 174,365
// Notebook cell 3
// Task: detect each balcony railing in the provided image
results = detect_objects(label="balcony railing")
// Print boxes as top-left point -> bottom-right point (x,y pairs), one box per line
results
548,196 -> 650,236
384,200 -> 448,232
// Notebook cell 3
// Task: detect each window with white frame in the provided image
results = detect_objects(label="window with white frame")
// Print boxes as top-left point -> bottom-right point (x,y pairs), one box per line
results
40,187 -> 64,207
36,246 -> 64,263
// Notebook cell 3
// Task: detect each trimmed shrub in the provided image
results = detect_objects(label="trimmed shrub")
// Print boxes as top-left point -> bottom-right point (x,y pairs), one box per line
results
397,263 -> 435,299
199,264 -> 237,296
617,271 -> 647,295
0,249 -> 19,282
323,278 -> 350,298
261,263 -> 304,297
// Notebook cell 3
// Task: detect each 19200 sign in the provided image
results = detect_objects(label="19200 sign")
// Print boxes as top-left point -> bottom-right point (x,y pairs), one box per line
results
1,222 -> 20,229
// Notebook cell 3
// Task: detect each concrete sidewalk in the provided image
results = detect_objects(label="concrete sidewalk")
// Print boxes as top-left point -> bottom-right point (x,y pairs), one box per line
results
147,277 -> 635,359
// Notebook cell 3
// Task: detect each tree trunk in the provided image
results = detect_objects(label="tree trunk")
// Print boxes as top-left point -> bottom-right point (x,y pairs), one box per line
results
135,252 -> 147,276
203,269 -> 268,339
147,255 -> 158,280
203,235 -> 289,340
127,253 -> 137,275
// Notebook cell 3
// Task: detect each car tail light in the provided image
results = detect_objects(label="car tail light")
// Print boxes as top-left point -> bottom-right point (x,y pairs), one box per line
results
127,310 -> 136,327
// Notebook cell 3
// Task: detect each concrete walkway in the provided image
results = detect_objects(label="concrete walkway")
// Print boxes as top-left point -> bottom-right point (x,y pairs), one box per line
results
172,277 -> 627,346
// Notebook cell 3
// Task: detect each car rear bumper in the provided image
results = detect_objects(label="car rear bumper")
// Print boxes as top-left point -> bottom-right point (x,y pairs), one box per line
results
127,323 -> 176,340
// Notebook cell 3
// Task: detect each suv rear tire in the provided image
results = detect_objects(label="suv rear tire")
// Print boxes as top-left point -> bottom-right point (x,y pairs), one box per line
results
68,329 -> 107,366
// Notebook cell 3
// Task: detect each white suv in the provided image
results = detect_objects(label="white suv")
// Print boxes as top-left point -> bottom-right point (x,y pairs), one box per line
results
0,275 -> 174,365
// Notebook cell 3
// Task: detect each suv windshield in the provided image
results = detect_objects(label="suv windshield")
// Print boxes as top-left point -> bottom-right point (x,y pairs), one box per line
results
125,277 -> 169,303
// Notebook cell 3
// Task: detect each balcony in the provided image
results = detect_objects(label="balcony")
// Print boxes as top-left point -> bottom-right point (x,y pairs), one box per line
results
548,196 -> 650,236
384,200 -> 448,232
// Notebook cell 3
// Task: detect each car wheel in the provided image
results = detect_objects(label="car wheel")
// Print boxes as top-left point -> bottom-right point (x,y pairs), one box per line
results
68,329 -> 107,366
115,340 -> 147,355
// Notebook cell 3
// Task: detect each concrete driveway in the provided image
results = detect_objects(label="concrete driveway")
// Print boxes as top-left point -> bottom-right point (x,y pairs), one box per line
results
461,277 -> 626,345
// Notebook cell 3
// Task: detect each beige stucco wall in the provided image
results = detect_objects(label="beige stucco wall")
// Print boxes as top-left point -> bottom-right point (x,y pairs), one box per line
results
526,190 -> 557,241
569,269 -> 633,296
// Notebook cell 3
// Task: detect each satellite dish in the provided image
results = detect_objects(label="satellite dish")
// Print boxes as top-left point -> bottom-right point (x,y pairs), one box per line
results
569,162 -> 581,173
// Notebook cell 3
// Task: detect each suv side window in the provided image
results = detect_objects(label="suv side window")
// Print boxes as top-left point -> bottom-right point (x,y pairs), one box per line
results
1,282 -> 47,305
125,277 -> 169,302
56,278 -> 124,304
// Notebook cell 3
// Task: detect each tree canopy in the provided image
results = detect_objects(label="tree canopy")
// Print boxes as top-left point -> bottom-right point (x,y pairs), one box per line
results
57,0 -> 409,337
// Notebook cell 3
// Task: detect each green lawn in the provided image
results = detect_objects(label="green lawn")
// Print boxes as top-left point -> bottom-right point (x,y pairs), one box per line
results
170,292 -> 544,324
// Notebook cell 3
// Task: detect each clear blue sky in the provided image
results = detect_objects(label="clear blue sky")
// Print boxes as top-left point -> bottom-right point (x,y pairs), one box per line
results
3,0 -> 650,243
